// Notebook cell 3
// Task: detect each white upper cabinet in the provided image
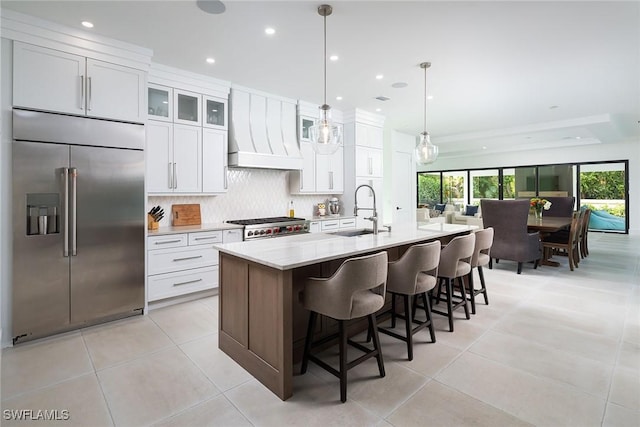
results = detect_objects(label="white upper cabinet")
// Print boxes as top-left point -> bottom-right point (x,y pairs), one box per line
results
355,146 -> 383,177
173,89 -> 201,126
316,146 -> 344,193
13,42 -> 146,123
148,84 -> 173,122
146,121 -> 173,193
203,95 -> 227,130
202,128 -> 227,193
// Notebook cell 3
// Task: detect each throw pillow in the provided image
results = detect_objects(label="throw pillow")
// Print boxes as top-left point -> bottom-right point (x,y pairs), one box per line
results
464,205 -> 479,216
434,203 -> 446,213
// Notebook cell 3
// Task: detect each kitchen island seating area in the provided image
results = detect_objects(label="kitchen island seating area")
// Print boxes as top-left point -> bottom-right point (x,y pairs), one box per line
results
300,251 -> 389,403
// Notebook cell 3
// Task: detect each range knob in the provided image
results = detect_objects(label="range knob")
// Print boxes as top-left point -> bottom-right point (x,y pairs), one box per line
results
286,226 -> 293,232
247,231 -> 254,236
259,229 -> 265,235
266,229 -> 272,234
294,225 -> 301,231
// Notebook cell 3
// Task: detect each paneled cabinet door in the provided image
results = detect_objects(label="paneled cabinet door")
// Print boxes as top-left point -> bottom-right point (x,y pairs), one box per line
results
298,141 -> 316,192
146,121 -> 173,193
174,89 -> 201,126
85,59 -> 146,122
202,128 -> 227,193
203,96 -> 227,130
316,146 -> 344,193
173,124 -> 202,193
355,123 -> 383,148
148,83 -> 173,122
355,146 -> 382,177
13,42 -> 85,115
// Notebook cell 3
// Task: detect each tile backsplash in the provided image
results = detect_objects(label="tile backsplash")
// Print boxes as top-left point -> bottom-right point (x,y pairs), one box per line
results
148,169 -> 342,226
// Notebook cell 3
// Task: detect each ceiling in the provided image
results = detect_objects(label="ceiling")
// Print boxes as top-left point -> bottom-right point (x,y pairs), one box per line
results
2,0 -> 639,158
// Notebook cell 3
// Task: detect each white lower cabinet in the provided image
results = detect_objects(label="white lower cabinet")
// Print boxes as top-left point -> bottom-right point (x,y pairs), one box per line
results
308,217 -> 356,233
147,229 -> 236,302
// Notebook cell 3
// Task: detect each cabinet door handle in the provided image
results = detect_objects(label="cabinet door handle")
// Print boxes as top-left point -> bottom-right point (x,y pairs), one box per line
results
154,239 -> 182,245
300,170 -> 303,190
79,76 -> 85,110
329,171 -> 333,190
173,163 -> 177,189
173,278 -> 203,287
368,157 -> 373,175
194,236 -> 218,241
173,255 -> 203,262
168,163 -> 173,189
224,166 -> 228,189
87,77 -> 92,111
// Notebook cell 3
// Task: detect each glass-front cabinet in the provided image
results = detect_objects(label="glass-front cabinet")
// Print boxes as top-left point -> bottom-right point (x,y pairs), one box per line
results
203,96 -> 227,130
148,84 -> 172,121
174,89 -> 201,126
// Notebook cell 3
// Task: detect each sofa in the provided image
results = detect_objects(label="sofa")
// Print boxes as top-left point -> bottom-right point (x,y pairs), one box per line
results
452,204 -> 483,227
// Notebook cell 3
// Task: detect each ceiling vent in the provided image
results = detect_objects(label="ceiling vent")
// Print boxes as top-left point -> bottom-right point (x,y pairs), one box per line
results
375,95 -> 390,101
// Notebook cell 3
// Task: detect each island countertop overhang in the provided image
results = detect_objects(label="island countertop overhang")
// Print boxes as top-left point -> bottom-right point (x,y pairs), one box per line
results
213,222 -> 478,270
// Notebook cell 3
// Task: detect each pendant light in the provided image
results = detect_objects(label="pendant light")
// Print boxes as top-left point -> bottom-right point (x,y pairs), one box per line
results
309,4 -> 342,155
415,62 -> 439,165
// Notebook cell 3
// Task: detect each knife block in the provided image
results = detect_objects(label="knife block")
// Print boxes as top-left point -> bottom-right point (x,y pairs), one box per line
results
147,214 -> 159,230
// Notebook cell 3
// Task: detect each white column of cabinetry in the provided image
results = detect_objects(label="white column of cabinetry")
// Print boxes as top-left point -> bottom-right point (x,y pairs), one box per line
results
289,101 -> 344,195
146,63 -> 230,195
342,109 -> 385,229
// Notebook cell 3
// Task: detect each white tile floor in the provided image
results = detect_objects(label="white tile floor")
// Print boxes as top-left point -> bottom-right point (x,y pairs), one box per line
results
2,233 -> 639,426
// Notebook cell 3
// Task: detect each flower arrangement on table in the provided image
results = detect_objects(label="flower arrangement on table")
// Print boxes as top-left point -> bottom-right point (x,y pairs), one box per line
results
530,198 -> 552,218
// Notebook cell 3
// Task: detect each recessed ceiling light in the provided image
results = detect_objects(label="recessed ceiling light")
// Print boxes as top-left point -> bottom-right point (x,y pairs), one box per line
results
482,146 -> 487,150
391,82 -> 408,88
265,27 -> 276,35
427,95 -> 434,100
575,136 -> 582,139
375,74 -> 384,80
336,96 -> 343,101
81,21 -> 94,28
206,57 -> 215,64
329,55 -> 339,61
375,108 -> 382,112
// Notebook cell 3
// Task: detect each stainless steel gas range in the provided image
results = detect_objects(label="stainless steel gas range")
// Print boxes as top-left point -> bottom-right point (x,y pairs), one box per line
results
226,216 -> 310,240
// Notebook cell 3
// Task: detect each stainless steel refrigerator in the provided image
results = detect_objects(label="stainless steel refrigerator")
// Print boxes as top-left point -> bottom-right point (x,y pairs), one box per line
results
12,109 -> 145,344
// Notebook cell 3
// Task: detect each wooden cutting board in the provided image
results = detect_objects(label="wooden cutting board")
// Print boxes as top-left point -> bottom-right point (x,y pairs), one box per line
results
171,204 -> 201,226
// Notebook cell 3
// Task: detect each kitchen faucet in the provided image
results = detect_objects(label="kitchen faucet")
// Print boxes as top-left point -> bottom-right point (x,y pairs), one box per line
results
354,184 -> 378,234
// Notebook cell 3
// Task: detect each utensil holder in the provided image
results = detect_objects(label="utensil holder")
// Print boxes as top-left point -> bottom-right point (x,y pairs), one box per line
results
148,213 -> 159,230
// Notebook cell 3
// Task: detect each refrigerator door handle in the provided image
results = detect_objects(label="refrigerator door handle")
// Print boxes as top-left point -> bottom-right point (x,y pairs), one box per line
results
63,167 -> 70,257
70,167 -> 78,256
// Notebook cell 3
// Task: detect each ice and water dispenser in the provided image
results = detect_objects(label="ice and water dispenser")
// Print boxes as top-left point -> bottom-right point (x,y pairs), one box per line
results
26,193 -> 59,236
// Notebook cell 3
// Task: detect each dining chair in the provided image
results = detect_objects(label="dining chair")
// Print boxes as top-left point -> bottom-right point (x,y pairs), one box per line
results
300,251 -> 388,403
542,212 -> 581,271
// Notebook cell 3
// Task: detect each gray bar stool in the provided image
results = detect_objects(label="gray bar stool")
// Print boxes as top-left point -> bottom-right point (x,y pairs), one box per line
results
432,233 -> 475,332
300,251 -> 388,403
377,241 -> 440,361
468,227 -> 494,314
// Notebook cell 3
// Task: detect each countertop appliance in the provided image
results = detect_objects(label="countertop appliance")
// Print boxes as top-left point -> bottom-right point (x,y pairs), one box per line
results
226,216 -> 309,240
329,197 -> 340,215
12,108 -> 145,344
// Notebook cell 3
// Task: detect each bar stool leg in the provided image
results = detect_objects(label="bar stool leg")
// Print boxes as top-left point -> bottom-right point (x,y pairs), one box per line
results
404,295 -> 413,361
368,314 -> 385,378
478,266 -> 489,305
468,270 -> 477,315
458,276 -> 471,320
300,311 -> 318,374
445,278 -> 454,332
422,292 -> 436,343
339,320 -> 347,403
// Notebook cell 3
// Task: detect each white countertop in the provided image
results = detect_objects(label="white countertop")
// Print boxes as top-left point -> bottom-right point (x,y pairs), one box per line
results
214,222 -> 477,270
148,222 -> 244,236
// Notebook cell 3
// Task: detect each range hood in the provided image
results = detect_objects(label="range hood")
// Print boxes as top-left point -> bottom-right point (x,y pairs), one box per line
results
228,85 -> 303,170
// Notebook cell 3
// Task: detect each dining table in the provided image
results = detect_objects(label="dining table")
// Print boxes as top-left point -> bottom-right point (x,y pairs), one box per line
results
527,215 -> 573,266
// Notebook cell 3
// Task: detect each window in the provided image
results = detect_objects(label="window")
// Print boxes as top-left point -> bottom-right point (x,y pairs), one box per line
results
579,162 -> 627,232
443,171 -> 466,209
470,169 -> 499,205
417,172 -> 441,208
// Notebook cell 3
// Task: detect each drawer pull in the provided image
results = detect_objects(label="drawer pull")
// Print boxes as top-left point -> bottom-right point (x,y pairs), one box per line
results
155,239 -> 182,245
173,255 -> 203,262
173,278 -> 203,287
194,236 -> 218,241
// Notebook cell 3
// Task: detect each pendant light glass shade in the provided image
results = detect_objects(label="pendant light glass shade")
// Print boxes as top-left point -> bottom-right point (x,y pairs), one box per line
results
415,62 -> 439,165
310,4 -> 342,155
309,105 -> 342,154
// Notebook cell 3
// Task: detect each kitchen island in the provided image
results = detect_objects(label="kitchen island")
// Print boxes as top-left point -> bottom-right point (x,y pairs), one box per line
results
213,222 -> 476,400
